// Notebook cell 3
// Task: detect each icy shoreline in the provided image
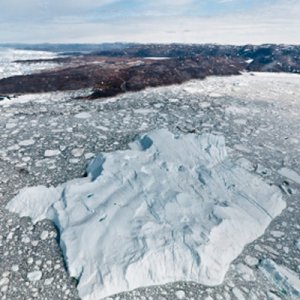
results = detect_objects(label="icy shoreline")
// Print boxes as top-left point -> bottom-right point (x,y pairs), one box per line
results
7,129 -> 285,299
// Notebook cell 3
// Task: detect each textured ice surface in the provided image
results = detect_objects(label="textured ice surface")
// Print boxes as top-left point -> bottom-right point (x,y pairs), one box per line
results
259,259 -> 300,298
7,129 -> 285,299
278,168 -> 300,185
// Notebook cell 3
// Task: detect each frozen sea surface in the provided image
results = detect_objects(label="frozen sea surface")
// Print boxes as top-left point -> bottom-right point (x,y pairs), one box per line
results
7,129 -> 285,299
1,72 -> 299,300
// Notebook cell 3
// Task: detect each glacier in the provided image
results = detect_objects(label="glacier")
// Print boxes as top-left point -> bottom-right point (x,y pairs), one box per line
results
6,129 -> 285,299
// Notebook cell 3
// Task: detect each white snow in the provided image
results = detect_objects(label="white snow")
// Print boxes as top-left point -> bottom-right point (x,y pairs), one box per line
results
6,129 -> 285,300
278,167 -> 300,185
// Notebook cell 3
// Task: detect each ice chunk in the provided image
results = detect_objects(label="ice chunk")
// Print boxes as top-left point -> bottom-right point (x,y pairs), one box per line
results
7,129 -> 285,300
71,148 -> 85,157
175,290 -> 186,299
27,271 -> 42,282
19,139 -> 35,146
44,149 -> 61,157
74,112 -> 91,119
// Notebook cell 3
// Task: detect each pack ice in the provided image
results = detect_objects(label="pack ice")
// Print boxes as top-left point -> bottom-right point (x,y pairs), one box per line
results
7,129 -> 285,299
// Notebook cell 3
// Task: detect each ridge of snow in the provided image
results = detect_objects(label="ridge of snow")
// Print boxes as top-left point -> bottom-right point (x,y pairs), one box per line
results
6,129 -> 285,300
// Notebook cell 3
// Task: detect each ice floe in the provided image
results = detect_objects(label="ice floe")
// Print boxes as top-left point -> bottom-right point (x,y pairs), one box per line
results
7,129 -> 285,299
27,270 -> 43,282
44,149 -> 61,157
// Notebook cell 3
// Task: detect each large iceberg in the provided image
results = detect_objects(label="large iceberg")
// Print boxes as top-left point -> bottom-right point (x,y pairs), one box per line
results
7,129 -> 285,299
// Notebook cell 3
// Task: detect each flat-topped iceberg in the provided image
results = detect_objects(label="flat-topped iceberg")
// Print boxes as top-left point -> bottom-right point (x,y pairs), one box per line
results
7,129 -> 285,299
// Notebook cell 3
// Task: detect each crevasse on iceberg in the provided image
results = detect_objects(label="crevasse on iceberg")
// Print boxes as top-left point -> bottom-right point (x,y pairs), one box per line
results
7,129 -> 285,300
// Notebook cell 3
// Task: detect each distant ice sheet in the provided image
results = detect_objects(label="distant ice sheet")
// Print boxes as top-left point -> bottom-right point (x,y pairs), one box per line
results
7,129 -> 285,299
0,48 -> 59,80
